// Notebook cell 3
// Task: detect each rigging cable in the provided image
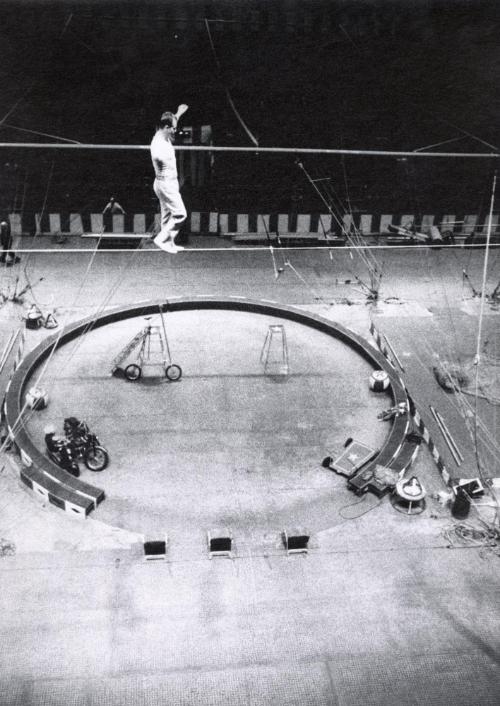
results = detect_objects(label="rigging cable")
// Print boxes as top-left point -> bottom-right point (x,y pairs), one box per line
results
204,19 -> 259,147
0,122 -> 81,144
297,159 -> 381,297
473,172 -> 497,476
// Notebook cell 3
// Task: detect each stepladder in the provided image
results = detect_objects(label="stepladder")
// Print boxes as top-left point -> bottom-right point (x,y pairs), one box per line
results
111,315 -> 182,382
260,324 -> 289,375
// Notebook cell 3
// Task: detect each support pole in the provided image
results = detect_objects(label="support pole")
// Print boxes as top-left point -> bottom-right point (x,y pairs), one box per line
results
429,406 -> 462,466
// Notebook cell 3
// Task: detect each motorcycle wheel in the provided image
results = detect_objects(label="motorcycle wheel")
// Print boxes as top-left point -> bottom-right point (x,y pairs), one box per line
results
165,364 -> 182,381
125,364 -> 142,381
84,445 -> 109,471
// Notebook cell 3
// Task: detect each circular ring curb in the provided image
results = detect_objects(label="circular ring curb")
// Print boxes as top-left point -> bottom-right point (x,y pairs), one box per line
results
4,296 -> 408,515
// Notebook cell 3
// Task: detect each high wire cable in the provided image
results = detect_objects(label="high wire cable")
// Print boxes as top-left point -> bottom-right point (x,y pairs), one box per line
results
0,142 -> 498,158
8,243 -> 499,253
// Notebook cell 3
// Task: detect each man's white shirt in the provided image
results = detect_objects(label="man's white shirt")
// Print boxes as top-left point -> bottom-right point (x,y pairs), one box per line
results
150,131 -> 177,179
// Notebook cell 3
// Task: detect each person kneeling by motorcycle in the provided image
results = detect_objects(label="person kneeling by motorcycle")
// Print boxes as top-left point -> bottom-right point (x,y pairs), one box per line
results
44,424 -> 80,477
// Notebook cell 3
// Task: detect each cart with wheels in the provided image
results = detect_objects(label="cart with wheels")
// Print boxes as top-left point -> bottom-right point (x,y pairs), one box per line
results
111,305 -> 182,382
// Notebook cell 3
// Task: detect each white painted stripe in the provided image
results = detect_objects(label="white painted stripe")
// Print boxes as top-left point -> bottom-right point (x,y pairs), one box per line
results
69,213 -> 84,235
65,502 -> 86,516
360,214 -> 372,234
379,215 -> 393,233
463,214 -> 478,234
237,214 -> 248,233
112,214 -> 125,233
20,449 -> 32,467
441,215 -> 456,231
421,214 -> 435,229
133,214 -> 146,233
219,214 -> 229,234
209,212 -> 218,233
296,214 -> 311,233
190,212 -> 201,232
257,215 -> 270,234
277,214 -> 288,233
90,213 -> 103,233
9,213 -> 22,235
482,214 -> 499,233
318,214 -> 332,235
400,214 -> 415,228
49,213 -> 61,233
342,214 -> 354,234
32,481 -> 49,498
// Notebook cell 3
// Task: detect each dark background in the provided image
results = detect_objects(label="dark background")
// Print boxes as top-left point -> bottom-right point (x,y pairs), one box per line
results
0,0 -> 499,218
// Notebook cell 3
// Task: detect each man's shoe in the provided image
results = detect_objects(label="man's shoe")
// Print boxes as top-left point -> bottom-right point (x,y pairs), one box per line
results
154,236 -> 176,253
161,241 -> 179,254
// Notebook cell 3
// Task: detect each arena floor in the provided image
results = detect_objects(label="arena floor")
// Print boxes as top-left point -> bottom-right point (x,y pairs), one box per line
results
0,236 -> 499,705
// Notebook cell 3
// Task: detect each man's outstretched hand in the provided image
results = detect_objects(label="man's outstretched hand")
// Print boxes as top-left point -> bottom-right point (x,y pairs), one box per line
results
176,104 -> 189,119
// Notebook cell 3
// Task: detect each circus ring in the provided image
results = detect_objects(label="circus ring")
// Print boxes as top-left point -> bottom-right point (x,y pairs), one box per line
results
3,296 -> 409,534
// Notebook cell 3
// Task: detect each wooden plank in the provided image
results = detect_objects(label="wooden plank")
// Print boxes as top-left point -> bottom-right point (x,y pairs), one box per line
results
81,232 -> 150,239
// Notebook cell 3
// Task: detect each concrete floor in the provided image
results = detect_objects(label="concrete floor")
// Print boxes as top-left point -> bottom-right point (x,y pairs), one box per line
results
0,237 -> 499,705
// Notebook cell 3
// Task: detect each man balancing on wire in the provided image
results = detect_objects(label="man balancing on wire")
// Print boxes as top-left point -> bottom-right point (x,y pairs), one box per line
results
150,104 -> 189,253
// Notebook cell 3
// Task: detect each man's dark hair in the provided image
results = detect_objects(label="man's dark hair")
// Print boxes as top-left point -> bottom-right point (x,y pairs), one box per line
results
159,111 -> 176,128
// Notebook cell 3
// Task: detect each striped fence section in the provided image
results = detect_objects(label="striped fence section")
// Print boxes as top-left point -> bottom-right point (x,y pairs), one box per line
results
369,320 -> 450,487
12,329 -> 26,372
369,322 -> 395,365
409,399 -> 451,486
8,212 -> 500,237
1,328 -> 26,446
1,327 -> 25,419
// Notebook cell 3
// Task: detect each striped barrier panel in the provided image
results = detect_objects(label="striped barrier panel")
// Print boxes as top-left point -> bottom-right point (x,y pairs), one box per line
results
14,211 -> 500,237
4,415 -> 102,517
13,329 -> 26,373
369,321 -> 395,366
369,319 -> 450,487
0,328 -> 103,517
408,397 -> 450,487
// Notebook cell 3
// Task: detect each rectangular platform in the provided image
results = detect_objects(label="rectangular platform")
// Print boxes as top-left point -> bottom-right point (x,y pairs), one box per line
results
329,440 -> 377,478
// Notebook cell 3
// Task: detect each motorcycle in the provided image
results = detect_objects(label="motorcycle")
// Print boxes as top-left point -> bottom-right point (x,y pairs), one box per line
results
63,417 -> 109,472
44,428 -> 80,477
